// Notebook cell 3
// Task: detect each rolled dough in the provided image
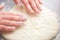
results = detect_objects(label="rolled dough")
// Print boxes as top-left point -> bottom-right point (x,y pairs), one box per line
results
2,5 -> 58,40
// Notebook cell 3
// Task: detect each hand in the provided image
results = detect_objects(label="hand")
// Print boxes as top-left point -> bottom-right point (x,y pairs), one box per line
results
0,5 -> 26,32
14,0 -> 42,15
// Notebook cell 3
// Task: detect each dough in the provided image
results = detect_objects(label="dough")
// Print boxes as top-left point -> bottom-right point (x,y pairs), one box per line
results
2,5 -> 58,40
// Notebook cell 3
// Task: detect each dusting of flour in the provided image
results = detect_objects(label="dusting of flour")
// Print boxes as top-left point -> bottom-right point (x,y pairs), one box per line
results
2,5 -> 58,40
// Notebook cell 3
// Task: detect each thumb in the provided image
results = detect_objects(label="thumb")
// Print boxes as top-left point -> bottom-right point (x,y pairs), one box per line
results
0,3 -> 5,10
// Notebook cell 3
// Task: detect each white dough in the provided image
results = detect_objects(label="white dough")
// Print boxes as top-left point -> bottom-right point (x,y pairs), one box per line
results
2,5 -> 58,40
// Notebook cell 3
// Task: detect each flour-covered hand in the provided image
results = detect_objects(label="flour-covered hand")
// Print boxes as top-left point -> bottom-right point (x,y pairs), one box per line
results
0,6 -> 26,32
14,0 -> 42,15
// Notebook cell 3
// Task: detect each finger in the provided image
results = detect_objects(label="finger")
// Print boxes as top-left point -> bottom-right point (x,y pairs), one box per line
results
21,0 -> 34,15
0,3 -> 5,10
28,0 -> 40,14
35,0 -> 42,10
0,12 -> 26,21
0,19 -> 24,27
14,0 -> 22,6
0,11 -> 23,16
0,25 -> 15,32
0,15 -> 26,21
0,5 -> 4,10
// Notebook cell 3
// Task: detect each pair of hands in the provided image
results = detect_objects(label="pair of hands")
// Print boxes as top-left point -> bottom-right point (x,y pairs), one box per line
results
0,0 -> 42,32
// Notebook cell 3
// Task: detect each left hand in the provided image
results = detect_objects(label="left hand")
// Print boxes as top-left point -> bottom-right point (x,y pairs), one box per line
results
14,0 -> 42,15
0,4 -> 27,32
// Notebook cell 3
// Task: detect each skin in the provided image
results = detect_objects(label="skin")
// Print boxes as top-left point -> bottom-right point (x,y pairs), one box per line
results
0,5 -> 26,32
14,0 -> 42,15
0,0 -> 42,32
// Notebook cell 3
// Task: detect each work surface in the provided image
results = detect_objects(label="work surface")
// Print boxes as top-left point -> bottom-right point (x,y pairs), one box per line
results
0,0 -> 60,40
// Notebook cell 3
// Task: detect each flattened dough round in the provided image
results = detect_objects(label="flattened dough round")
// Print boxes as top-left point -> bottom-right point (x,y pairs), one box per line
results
2,6 -> 58,40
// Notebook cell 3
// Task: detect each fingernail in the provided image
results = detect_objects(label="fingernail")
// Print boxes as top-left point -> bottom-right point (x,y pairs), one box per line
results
22,17 -> 27,21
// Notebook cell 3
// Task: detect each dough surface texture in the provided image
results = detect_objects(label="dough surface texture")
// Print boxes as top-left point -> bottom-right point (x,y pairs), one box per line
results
2,5 -> 58,40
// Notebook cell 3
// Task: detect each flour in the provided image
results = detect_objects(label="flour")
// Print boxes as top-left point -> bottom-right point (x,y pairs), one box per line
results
2,5 -> 58,40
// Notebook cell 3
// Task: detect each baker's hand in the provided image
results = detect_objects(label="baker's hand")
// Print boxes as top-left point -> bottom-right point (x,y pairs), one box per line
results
14,0 -> 42,15
0,5 -> 26,32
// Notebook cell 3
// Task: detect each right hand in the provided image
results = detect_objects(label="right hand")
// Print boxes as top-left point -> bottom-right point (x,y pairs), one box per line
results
14,0 -> 42,16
